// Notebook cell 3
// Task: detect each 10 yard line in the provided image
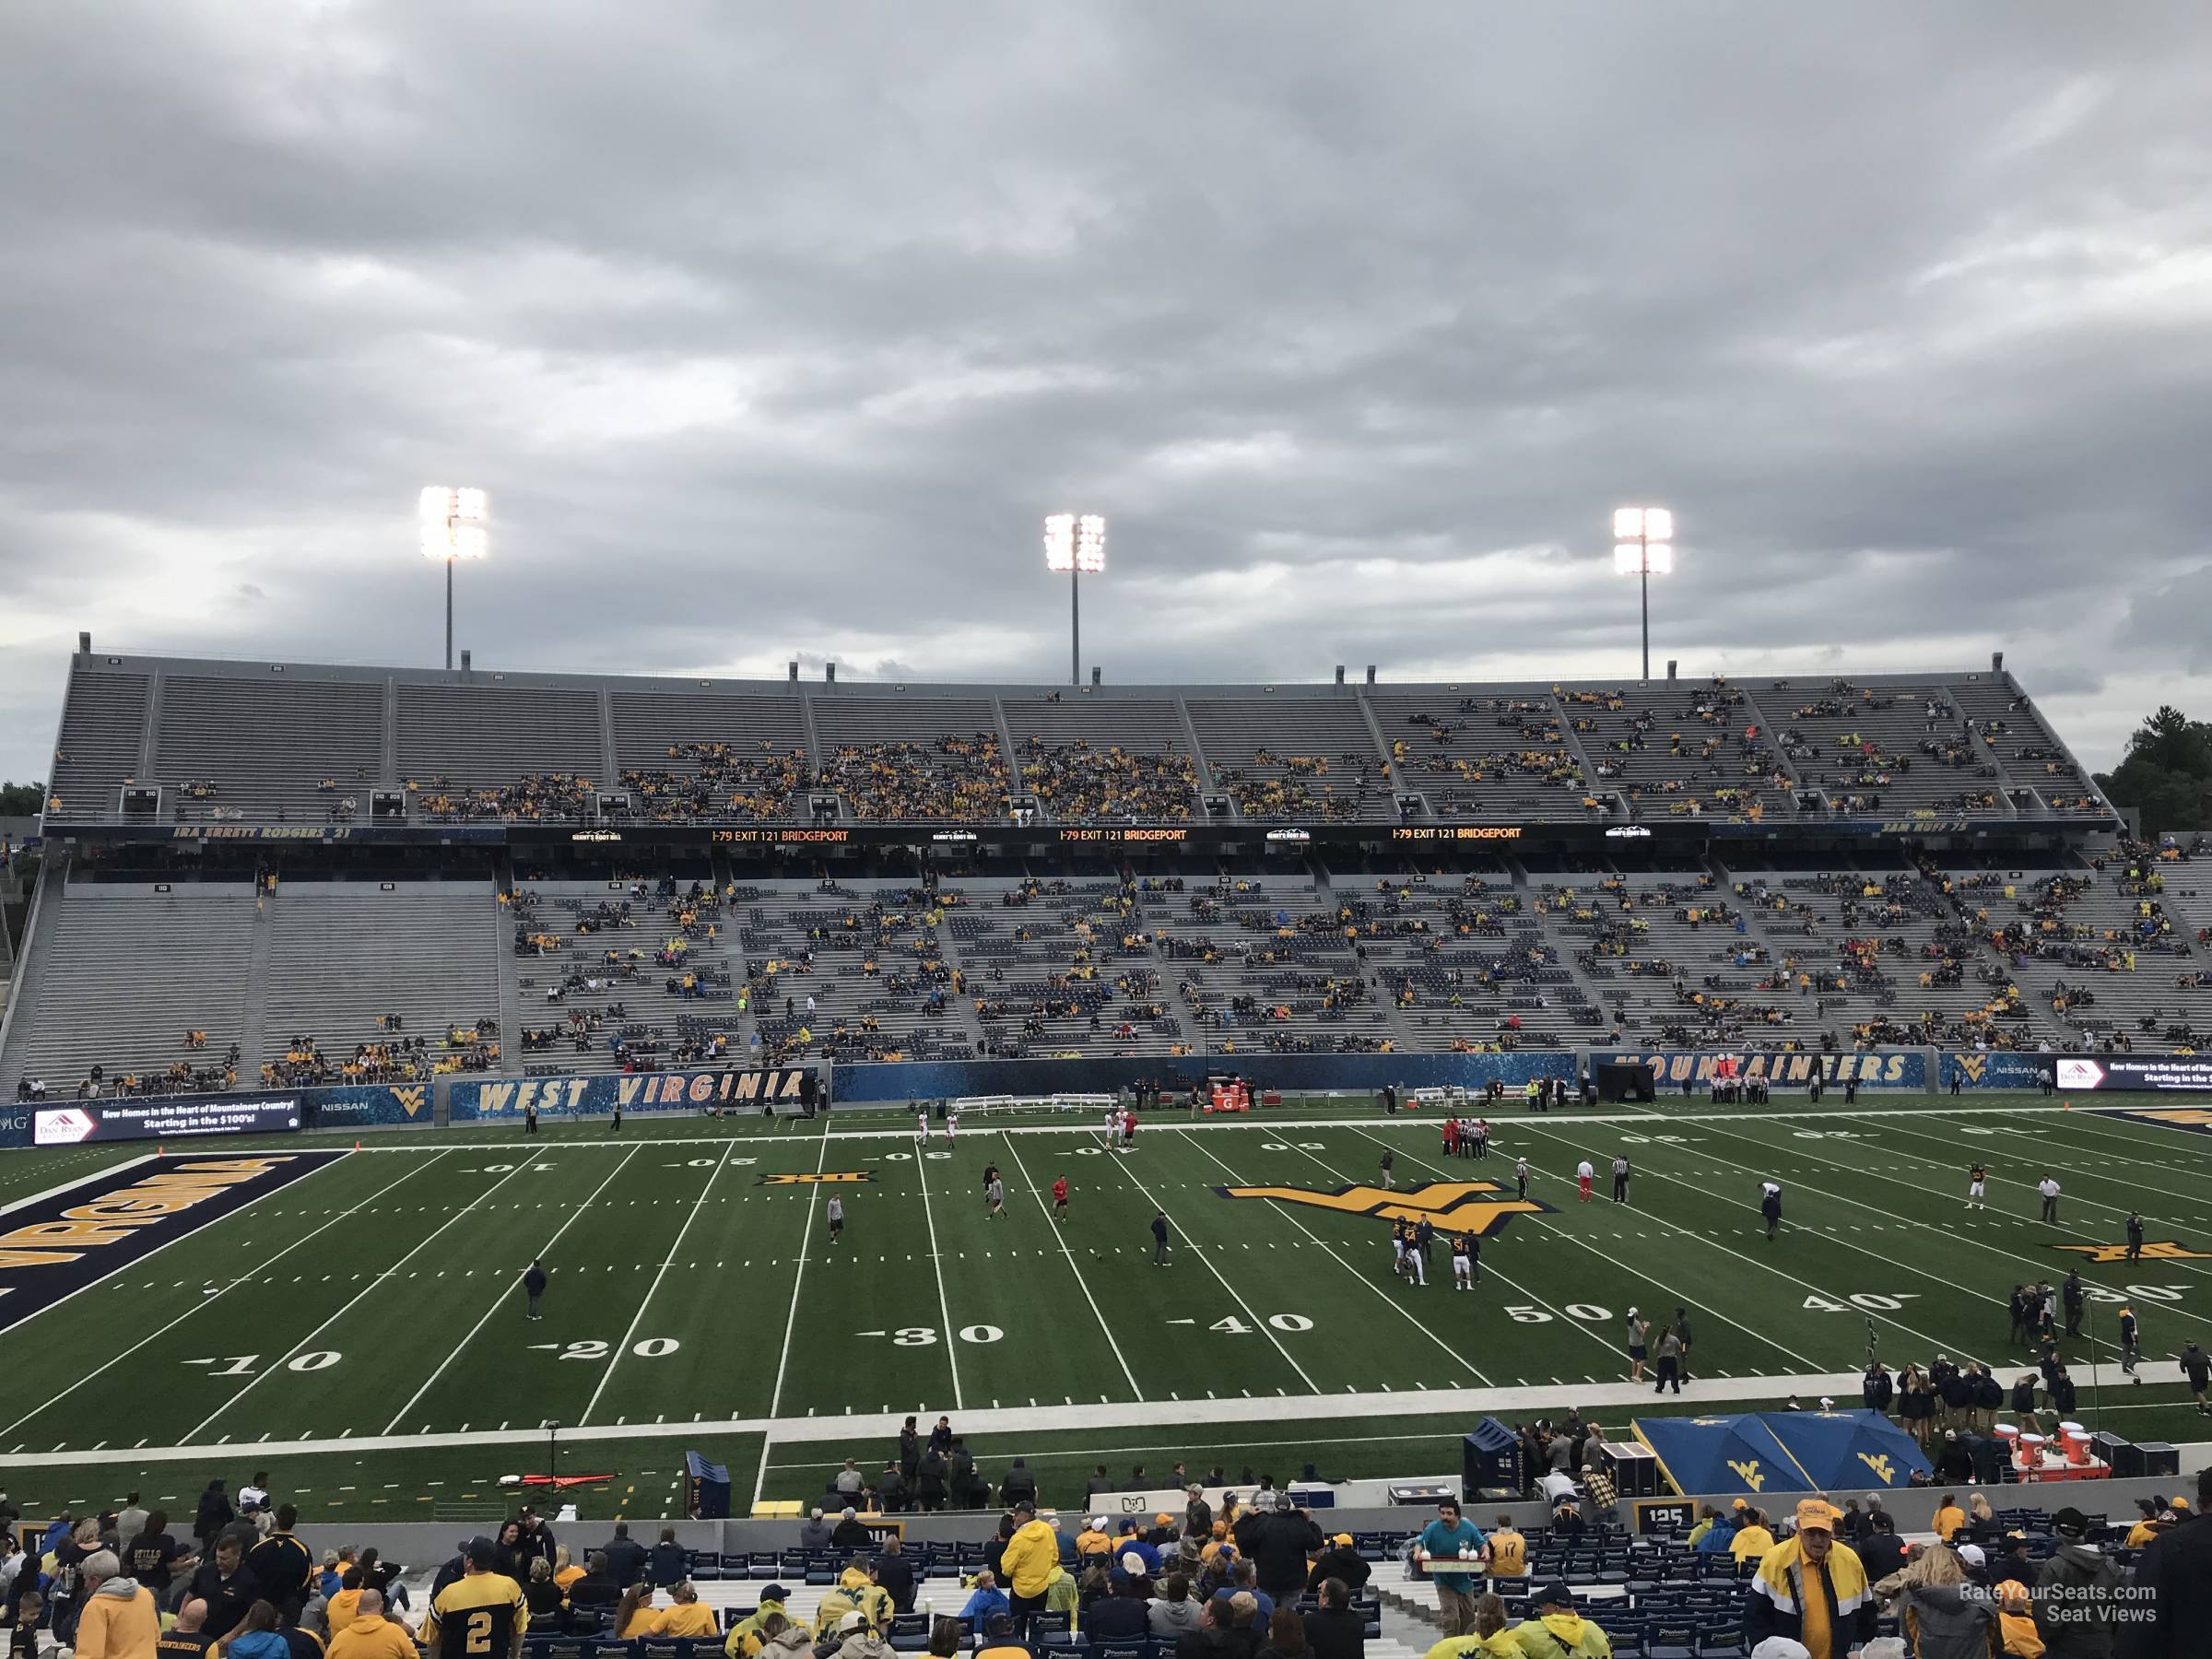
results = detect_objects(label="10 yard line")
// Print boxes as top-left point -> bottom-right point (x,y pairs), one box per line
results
1,1150 -> 445,1438
384,1145 -> 641,1433
182,1149 -> 548,1441
581,1136 -> 741,1426
915,1131 -> 963,1410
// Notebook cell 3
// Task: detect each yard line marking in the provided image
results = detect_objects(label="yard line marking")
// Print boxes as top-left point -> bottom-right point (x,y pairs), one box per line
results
1625,1107 -> 2212,1319
1103,1135 -> 1317,1394
1177,1128 -> 1494,1386
757,1123 -> 834,1513
1,1149 -> 446,1441
181,1150 -> 544,1442
582,1138 -> 744,1427
1351,1128 -> 1828,1376
1495,1118 -> 1996,1368
1002,1134 -> 1142,1400
914,1124 -> 963,1411
382,1145 -> 641,1433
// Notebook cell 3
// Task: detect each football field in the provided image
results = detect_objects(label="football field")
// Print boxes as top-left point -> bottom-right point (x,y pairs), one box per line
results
6,1092 -> 2212,1520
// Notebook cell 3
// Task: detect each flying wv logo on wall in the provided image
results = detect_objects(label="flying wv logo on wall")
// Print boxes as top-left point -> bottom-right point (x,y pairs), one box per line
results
1211,1180 -> 1553,1237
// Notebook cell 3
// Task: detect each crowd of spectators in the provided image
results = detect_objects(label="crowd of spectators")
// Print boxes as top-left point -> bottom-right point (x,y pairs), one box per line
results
412,774 -> 596,823
1020,742 -> 1198,823
820,738 -> 1008,822
620,743 -> 814,823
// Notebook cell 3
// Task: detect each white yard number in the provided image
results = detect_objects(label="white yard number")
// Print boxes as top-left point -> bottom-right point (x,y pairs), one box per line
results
2128,1284 -> 2185,1302
1506,1306 -> 1553,1324
1803,1293 -> 1911,1313
882,1151 -> 953,1161
1211,1313 -> 1311,1335
194,1352 -> 341,1377
1259,1142 -> 1325,1151
554,1338 -> 680,1359
559,1341 -> 610,1360
1564,1304 -> 1611,1323
1794,1130 -> 1860,1140
888,1326 -> 1001,1346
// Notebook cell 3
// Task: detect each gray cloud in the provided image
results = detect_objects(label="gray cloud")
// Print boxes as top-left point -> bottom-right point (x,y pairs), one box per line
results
3,1 -> 2209,784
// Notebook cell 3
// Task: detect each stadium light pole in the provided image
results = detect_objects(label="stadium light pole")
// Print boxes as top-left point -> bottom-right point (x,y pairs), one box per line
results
1613,506 -> 1674,684
1043,513 -> 1105,688
420,487 -> 490,671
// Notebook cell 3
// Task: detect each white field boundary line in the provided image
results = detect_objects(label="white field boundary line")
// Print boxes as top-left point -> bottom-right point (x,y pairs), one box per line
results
1001,1132 -> 1143,1400
22,1364 -> 2194,1469
245,1100 -> 2199,1153
1335,1127 -> 1828,1375
913,1127 -> 963,1412
181,1148 -> 550,1441
383,1144 -> 641,1434
1173,1128 -> 1500,1387
1871,1112 -> 2212,1239
0,1151 -> 158,1215
755,1124 -> 833,1514
0,1149 -> 422,1437
581,1137 -> 744,1426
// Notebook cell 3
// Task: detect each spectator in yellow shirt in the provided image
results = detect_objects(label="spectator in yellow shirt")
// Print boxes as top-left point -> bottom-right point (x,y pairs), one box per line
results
1729,1509 -> 1776,1563
1932,1495 -> 1967,1542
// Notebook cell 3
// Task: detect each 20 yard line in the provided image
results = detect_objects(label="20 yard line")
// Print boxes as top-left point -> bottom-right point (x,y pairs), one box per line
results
0,1151 -> 447,1439
182,1150 -> 547,1441
581,1137 -> 741,1426
914,1131 -> 963,1410
383,1145 -> 641,1433
1002,1134 -> 1142,1399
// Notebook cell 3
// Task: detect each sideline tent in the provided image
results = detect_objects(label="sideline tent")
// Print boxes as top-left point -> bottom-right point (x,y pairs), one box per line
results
1761,1408 -> 1933,1490
1633,1414 -> 1815,1497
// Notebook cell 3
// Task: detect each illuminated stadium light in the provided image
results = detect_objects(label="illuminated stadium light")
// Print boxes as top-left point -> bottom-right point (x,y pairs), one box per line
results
1613,504 -> 1673,682
1043,512 -> 1107,688
419,487 -> 489,672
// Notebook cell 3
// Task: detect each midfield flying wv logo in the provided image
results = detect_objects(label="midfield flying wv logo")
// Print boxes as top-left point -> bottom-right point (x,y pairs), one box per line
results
1857,1453 -> 1898,1486
1727,1460 -> 1765,1491
2054,1241 -> 2212,1264
759,1171 -> 875,1185
1211,1180 -> 1553,1237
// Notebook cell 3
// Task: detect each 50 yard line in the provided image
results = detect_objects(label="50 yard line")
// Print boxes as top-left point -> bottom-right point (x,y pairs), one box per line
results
383,1145 -> 641,1433
581,1135 -> 740,1426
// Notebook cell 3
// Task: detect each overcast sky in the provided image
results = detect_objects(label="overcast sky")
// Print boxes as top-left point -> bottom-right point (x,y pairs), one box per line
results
3,2 -> 2209,785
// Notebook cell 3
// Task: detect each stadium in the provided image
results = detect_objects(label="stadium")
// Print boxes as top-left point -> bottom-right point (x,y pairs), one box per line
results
3,640 -> 2211,1656
6,6 -> 2212,1656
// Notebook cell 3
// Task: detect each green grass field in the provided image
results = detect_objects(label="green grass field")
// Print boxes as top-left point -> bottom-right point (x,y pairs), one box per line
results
5,1092 -> 2212,1522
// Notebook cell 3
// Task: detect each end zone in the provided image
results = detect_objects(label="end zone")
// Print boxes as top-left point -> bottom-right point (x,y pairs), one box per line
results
0,1151 -> 349,1333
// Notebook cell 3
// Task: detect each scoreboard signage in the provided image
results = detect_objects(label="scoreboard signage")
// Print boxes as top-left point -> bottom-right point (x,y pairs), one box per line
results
2049,1055 -> 2212,1093
33,1094 -> 304,1146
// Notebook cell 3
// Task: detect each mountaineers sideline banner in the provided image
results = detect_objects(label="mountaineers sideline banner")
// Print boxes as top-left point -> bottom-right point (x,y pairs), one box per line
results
1603,1050 -> 1925,1090
0,1152 -> 346,1332
450,1066 -> 819,1121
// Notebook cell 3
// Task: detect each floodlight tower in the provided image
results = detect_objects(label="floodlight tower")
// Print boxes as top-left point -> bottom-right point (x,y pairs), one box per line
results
420,487 -> 489,671
1043,512 -> 1106,688
1613,506 -> 1674,683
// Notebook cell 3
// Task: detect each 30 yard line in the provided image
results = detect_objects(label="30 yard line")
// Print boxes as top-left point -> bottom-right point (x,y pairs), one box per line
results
181,1150 -> 547,1442
582,1137 -> 740,1426
914,1129 -> 963,1410
1002,1133 -> 1142,1399
0,1150 -> 444,1439
383,1145 -> 641,1433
